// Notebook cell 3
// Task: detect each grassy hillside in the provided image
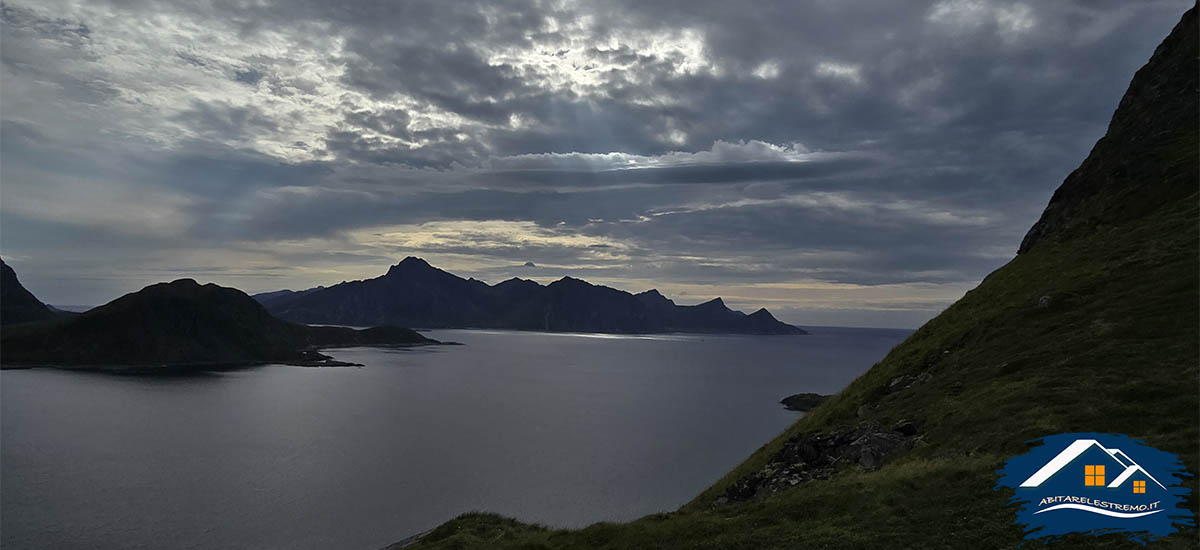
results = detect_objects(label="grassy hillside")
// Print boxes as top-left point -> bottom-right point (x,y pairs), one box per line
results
402,8 -> 1198,549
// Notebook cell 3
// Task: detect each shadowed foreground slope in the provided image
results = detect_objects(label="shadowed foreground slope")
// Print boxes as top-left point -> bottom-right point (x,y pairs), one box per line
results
398,7 -> 1198,549
0,259 -> 57,325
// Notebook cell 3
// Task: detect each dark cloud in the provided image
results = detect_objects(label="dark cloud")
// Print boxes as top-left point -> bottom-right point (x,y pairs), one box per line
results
0,0 -> 1190,326
234,68 -> 264,85
475,157 -> 878,187
0,4 -> 91,45
170,101 -> 279,140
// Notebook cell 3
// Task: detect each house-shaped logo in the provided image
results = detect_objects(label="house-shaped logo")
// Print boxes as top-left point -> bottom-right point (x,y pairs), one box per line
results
995,433 -> 1194,544
1020,439 -> 1166,495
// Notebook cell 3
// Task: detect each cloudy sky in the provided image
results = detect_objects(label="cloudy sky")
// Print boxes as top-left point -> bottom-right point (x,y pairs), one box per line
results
0,0 -> 1188,328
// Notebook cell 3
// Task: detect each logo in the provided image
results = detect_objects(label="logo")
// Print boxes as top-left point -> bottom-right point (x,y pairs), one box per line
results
996,433 -> 1194,545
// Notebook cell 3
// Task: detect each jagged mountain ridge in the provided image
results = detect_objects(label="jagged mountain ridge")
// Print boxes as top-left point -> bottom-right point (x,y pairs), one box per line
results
257,257 -> 807,335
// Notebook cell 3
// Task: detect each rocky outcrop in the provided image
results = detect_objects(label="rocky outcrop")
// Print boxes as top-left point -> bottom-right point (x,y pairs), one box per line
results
886,368 -> 934,394
779,393 -> 829,411
715,420 -> 922,506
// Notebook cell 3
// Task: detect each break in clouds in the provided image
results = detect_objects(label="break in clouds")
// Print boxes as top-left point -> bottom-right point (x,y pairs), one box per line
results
0,0 -> 1189,327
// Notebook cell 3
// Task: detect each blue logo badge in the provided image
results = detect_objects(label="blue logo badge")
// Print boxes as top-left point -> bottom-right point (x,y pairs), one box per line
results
996,433 -> 1194,545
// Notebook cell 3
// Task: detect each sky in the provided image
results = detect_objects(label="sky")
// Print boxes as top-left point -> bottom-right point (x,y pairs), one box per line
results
0,0 -> 1189,328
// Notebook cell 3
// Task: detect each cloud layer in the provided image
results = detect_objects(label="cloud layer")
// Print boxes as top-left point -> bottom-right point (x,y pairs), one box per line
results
0,0 -> 1189,327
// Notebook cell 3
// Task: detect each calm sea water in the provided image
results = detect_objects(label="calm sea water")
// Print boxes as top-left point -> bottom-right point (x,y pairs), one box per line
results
1,327 -> 909,550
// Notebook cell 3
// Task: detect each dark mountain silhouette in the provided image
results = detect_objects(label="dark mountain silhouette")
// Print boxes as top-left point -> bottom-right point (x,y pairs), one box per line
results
1,278 -> 435,369
1,259 -> 58,325
253,286 -> 324,308
501,276 -> 661,333
1019,11 -> 1197,254
260,257 -> 497,329
257,257 -> 807,335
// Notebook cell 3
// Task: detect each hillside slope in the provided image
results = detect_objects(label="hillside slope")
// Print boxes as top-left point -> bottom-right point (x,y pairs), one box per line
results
0,259 -> 57,325
400,6 -> 1198,549
1,279 -> 436,369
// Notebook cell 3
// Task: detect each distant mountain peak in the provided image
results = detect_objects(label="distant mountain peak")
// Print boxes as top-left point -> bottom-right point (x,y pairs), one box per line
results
141,279 -> 234,297
386,256 -> 435,276
700,297 -> 727,308
498,277 -> 540,286
398,256 -> 431,267
748,308 -> 778,320
551,276 -> 590,287
635,288 -> 676,309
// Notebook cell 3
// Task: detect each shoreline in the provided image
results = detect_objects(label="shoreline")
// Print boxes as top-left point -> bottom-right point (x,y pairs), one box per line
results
0,341 -> 450,373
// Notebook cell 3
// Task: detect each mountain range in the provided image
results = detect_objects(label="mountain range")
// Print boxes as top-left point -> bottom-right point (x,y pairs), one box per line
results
254,257 -> 807,335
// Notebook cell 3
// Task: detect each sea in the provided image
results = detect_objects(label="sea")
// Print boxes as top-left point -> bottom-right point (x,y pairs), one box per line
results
1,326 -> 910,550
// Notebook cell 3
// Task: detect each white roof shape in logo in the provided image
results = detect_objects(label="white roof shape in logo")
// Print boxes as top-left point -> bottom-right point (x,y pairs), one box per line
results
1019,439 -> 1164,489
1108,463 -> 1167,490
1109,448 -> 1135,467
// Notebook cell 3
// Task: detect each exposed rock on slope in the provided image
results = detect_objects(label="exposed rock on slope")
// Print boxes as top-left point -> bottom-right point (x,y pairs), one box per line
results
716,420 -> 921,505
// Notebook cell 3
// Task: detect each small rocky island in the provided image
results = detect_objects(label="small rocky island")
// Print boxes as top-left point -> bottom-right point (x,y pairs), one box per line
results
779,393 -> 829,411
0,273 -> 438,371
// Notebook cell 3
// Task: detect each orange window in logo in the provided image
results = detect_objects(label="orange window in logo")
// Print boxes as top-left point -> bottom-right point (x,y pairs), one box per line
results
1133,480 -> 1146,494
1084,465 -> 1106,486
